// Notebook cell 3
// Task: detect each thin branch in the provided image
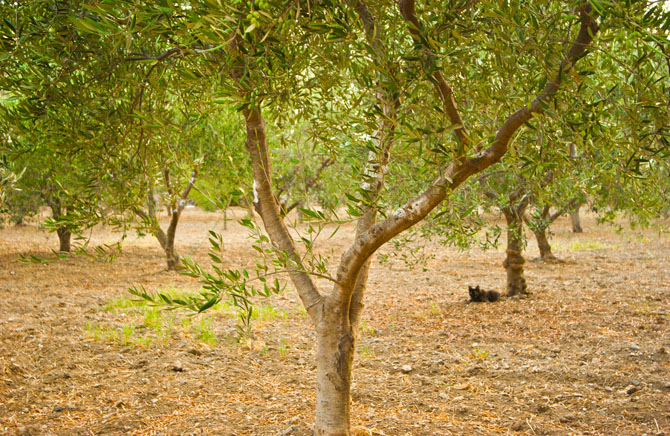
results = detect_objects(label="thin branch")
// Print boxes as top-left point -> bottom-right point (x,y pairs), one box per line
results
177,168 -> 198,214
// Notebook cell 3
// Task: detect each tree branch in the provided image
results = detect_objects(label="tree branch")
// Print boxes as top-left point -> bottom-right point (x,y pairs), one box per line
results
177,168 -> 198,214
243,106 -> 323,319
335,3 -> 600,287
340,0 -> 400,328
455,3 -> 599,186
398,0 -> 470,151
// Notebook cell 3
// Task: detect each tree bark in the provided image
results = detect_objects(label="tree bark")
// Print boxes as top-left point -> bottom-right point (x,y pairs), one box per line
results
502,196 -> 529,296
533,226 -> 556,262
315,307 -> 355,436
164,212 -> 181,271
141,214 -> 180,270
48,198 -> 72,253
525,205 -> 557,262
570,206 -> 583,233
134,167 -> 198,272
56,226 -> 71,253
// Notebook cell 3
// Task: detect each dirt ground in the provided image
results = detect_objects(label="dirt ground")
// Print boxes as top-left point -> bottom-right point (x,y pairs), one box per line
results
0,208 -> 668,436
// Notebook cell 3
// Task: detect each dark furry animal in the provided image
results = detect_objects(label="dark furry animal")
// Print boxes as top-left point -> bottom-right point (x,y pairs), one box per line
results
469,285 -> 501,302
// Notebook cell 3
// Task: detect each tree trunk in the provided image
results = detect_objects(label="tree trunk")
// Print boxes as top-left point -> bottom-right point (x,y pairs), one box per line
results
526,205 -> 557,262
570,207 -> 583,233
315,313 -> 355,436
57,226 -> 71,253
533,227 -> 556,262
48,200 -> 71,253
503,203 -> 528,296
138,205 -> 181,271
164,211 -> 181,271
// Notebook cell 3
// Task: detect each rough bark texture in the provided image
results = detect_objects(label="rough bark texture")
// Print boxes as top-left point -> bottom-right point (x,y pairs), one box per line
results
137,211 -> 181,271
571,207 -> 583,233
134,205 -> 181,271
48,200 -> 71,253
525,205 -> 557,262
526,198 -> 581,261
164,213 -> 181,271
57,226 -> 71,253
533,227 -> 556,262
502,195 -> 530,296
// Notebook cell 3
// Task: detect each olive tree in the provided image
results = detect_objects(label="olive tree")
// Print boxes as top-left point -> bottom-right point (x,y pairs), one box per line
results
220,1 -> 602,433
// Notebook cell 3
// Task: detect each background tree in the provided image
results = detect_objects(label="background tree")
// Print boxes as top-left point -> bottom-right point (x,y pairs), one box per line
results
0,0 -> 131,251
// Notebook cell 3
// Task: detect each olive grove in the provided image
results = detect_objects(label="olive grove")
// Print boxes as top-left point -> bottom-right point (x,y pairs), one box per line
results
1,0 -> 669,435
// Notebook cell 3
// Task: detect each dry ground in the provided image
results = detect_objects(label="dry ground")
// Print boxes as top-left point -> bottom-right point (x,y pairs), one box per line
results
0,208 -> 668,436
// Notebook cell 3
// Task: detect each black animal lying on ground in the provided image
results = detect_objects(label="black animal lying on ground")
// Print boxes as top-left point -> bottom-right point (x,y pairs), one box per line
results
468,285 -> 501,302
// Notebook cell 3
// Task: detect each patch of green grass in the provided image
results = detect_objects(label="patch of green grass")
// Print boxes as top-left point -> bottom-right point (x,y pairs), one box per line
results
569,240 -> 606,251
92,287 -> 296,348
86,321 -> 152,347
101,297 -> 145,312
91,287 -> 223,348
252,304 -> 288,320
192,315 -> 218,346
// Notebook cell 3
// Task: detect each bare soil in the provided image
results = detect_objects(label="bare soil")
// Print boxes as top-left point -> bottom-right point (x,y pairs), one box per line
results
1,209 -> 668,436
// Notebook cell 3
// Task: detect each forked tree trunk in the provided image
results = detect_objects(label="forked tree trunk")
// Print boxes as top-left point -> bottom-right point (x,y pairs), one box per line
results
56,226 -> 71,253
232,3 -> 598,434
503,201 -> 529,296
525,205 -> 557,262
139,204 -> 181,271
570,207 -> 583,233
526,198 -> 582,262
151,224 -> 178,270
134,168 -> 197,271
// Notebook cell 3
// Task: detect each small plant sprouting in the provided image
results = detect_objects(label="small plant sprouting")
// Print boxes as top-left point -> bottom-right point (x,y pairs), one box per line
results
278,338 -> 289,358
358,344 -> 375,359
470,345 -> 489,360
121,323 -> 134,345
360,320 -> 375,337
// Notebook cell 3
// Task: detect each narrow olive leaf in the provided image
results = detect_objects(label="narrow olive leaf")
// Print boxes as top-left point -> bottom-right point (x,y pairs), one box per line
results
198,295 -> 219,313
